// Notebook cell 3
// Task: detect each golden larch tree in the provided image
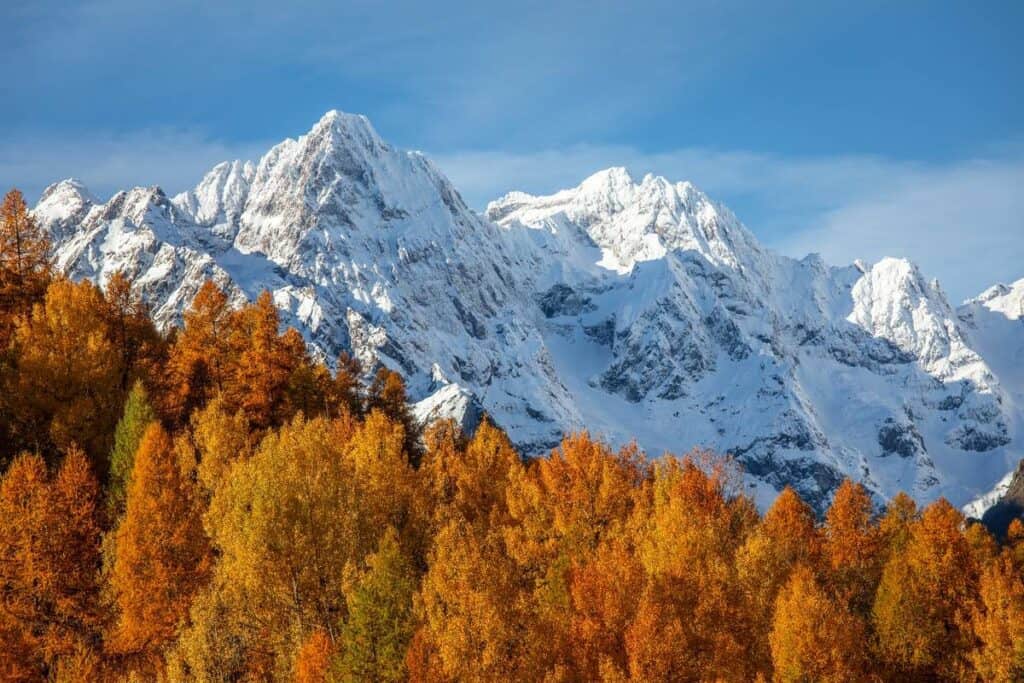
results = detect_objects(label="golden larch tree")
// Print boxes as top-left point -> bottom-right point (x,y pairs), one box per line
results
0,188 -> 51,341
823,479 -> 882,614
970,553 -> 1024,682
769,564 -> 870,682
3,279 -> 123,466
0,447 -> 102,679
108,424 -> 210,672
872,498 -> 979,679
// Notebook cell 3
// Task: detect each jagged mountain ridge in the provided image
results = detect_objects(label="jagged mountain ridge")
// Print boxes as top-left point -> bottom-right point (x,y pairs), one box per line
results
32,111 -> 1022,511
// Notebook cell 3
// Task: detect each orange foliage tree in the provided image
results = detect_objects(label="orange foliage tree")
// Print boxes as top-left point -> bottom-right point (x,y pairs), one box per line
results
107,424 -> 210,673
0,447 -> 102,679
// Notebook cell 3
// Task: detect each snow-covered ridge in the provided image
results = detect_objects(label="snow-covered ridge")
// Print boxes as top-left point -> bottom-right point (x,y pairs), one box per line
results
32,110 -> 1023,513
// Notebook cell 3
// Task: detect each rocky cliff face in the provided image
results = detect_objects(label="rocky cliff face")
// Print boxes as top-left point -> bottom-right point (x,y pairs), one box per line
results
33,111 -> 1023,512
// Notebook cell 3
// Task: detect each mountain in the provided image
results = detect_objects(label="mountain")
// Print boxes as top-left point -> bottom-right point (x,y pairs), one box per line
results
32,111 -> 1022,512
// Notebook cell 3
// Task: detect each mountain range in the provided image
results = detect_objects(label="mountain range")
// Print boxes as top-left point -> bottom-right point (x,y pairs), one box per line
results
31,111 -> 1023,514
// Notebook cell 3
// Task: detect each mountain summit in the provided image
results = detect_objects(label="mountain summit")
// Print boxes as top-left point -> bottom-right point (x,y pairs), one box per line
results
32,111 -> 1022,512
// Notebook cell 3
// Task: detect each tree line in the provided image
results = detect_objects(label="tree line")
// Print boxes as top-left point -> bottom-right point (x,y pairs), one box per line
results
1,188 -> 1022,682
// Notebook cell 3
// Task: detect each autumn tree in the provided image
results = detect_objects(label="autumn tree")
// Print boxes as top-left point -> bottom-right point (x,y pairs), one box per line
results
736,486 -> 823,676
872,498 -> 979,679
501,433 -> 648,675
367,366 -> 422,466
187,414 -> 379,678
420,417 -> 519,532
106,380 -> 157,515
162,281 -> 232,423
2,279 -> 123,467
331,351 -> 364,417
628,454 -> 757,681
102,271 -> 162,392
0,188 -> 51,343
416,516 -> 532,682
0,447 -> 102,679
970,553 -> 1024,682
1007,518 -> 1024,568
823,479 -> 882,614
226,290 -> 300,429
569,537 -> 644,681
769,564 -> 869,682
107,424 -> 210,673
294,629 -> 336,683
189,394 -> 252,497
877,491 -> 918,559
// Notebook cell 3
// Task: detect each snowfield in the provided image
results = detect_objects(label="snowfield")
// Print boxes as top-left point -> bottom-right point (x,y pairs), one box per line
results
32,111 -> 1023,513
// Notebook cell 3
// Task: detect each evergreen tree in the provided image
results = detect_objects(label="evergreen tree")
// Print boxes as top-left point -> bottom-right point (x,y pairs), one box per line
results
335,527 -> 417,683
107,380 -> 156,515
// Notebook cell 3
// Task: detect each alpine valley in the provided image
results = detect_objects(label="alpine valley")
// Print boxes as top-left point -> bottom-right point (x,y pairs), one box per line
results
32,111 -> 1024,513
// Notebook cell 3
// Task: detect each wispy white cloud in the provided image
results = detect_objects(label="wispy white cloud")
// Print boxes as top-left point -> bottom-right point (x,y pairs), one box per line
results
433,144 -> 1024,302
0,128 -> 272,204
784,158 -> 1024,303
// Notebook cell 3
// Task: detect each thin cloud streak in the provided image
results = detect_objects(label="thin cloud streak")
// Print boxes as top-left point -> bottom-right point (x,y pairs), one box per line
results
0,129 -> 271,204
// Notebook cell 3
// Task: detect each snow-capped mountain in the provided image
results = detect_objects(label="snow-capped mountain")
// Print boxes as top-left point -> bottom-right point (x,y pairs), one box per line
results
32,111 -> 1022,512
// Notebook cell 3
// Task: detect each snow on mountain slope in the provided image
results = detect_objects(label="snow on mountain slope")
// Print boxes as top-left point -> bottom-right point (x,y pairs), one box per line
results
488,167 -> 1019,509
32,111 -> 1023,512
957,278 -> 1024,517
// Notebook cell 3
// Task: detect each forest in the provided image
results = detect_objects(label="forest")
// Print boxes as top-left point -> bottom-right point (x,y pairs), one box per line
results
1,185 -> 1023,683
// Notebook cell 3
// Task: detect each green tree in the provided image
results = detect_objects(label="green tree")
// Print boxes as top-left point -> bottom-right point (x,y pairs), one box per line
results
335,527 -> 417,683
107,380 -> 156,514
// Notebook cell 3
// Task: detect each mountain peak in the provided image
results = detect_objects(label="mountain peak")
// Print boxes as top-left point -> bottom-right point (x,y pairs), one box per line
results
38,178 -> 97,205
308,109 -> 384,149
488,166 -> 757,273
967,277 -> 1024,320
580,166 -> 635,191
30,109 -> 1024,516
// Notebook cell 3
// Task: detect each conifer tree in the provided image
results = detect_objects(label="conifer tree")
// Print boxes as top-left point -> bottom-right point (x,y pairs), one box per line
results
107,380 -> 157,515
823,479 -> 882,614
873,498 -> 979,679
227,290 -> 294,429
970,553 -> 1024,682
335,527 -> 417,683
3,279 -> 122,467
0,447 -> 102,678
162,280 -> 231,423
0,189 -> 51,342
770,564 -> 869,682
332,351 -> 364,417
102,271 -> 161,392
108,424 -> 210,672
367,367 -> 422,466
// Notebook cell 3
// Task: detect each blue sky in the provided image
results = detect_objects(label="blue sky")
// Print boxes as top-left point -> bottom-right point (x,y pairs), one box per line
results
2,0 -> 1021,301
